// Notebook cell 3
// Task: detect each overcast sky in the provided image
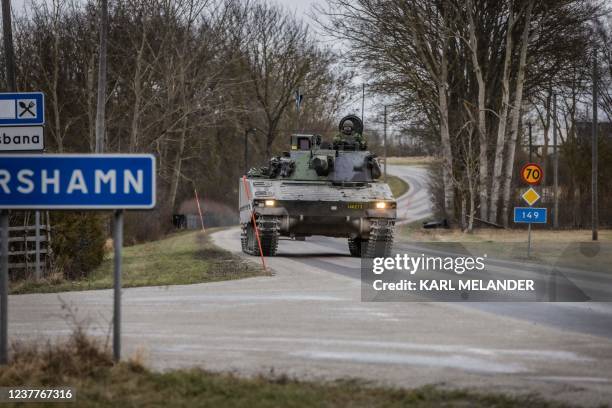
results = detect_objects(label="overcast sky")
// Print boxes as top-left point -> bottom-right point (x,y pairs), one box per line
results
275,0 -> 380,130
278,0 -> 321,15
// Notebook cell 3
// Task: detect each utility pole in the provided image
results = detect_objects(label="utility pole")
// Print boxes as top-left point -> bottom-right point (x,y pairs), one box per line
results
1,0 -> 16,366
2,0 -> 15,91
244,128 -> 249,175
295,89 -> 302,132
361,83 -> 365,125
383,105 -> 387,181
95,0 -> 108,153
592,46 -> 599,241
553,94 -> 559,230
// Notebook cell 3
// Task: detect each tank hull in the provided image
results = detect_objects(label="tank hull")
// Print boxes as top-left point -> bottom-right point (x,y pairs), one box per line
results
239,179 -> 396,240
251,202 -> 395,239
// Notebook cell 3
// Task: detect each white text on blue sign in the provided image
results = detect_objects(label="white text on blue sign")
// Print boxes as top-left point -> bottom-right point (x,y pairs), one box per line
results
513,207 -> 547,224
0,155 -> 156,209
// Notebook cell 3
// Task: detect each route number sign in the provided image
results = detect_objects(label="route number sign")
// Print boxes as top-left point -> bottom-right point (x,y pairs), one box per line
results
520,163 -> 543,185
514,207 -> 547,224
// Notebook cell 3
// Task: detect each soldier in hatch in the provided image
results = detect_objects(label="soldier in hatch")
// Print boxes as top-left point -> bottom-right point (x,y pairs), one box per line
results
333,117 -> 367,150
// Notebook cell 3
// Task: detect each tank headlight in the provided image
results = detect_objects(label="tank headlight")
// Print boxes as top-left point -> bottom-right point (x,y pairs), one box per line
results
265,200 -> 276,207
375,201 -> 387,209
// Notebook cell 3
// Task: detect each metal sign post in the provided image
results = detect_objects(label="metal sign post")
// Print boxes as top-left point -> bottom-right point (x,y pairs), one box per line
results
113,210 -> 123,362
521,187 -> 541,257
0,210 -> 8,365
0,154 -> 155,363
527,222 -> 532,258
34,210 -> 41,280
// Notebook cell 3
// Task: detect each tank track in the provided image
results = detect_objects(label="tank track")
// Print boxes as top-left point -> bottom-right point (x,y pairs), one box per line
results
348,237 -> 362,257
364,218 -> 395,258
240,224 -> 249,254
241,215 -> 280,256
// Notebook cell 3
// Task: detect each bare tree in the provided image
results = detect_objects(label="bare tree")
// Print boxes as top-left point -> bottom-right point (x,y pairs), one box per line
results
488,2 -> 515,223
238,1 -> 322,157
464,0 -> 489,221
5,0 -> 356,233
500,1 -> 534,227
317,0 -> 458,217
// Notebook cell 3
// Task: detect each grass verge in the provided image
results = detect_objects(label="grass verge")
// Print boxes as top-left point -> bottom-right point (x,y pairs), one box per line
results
386,156 -> 438,166
400,227 -> 612,243
11,231 -> 266,295
397,226 -> 612,272
386,174 -> 409,198
0,331 -> 568,408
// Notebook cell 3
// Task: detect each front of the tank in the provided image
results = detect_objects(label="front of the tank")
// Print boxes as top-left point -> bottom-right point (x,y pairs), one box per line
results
253,150 -> 396,239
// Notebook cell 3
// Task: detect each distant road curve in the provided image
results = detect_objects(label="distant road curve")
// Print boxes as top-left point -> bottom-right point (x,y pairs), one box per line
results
386,164 -> 433,224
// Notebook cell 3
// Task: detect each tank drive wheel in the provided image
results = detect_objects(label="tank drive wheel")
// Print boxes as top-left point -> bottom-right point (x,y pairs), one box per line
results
241,216 -> 280,256
364,218 -> 395,258
348,237 -> 363,257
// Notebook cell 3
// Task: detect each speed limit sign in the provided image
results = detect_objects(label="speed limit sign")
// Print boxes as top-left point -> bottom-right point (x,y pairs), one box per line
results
520,163 -> 543,185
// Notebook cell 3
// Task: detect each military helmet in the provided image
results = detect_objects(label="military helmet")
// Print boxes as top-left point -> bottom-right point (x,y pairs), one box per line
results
342,120 -> 354,135
338,114 -> 364,135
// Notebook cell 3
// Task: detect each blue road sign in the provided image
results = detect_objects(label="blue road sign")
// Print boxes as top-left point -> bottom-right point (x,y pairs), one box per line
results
0,92 -> 45,126
0,154 -> 155,209
514,207 -> 547,224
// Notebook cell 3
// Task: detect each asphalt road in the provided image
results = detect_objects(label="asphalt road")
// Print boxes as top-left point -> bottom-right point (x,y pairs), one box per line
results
387,164 -> 433,224
8,165 -> 612,406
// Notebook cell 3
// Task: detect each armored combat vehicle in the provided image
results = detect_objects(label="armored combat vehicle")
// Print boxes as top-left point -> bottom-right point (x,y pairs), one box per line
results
239,116 -> 396,257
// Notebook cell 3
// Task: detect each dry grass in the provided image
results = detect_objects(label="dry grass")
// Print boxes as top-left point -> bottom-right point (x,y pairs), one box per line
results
386,156 -> 439,166
386,175 -> 409,198
398,226 -> 612,271
5,328 -> 115,384
401,227 -> 612,243
11,230 -> 267,295
0,329 -> 568,408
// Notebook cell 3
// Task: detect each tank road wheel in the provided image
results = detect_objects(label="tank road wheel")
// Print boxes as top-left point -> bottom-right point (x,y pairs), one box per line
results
365,218 -> 395,258
348,237 -> 363,257
256,215 -> 280,256
242,216 -> 280,256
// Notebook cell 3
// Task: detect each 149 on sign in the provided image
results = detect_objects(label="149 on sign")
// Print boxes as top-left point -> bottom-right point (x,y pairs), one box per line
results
514,207 -> 547,224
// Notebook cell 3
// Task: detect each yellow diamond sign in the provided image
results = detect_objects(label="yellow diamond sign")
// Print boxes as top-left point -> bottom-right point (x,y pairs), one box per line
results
521,187 -> 540,206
